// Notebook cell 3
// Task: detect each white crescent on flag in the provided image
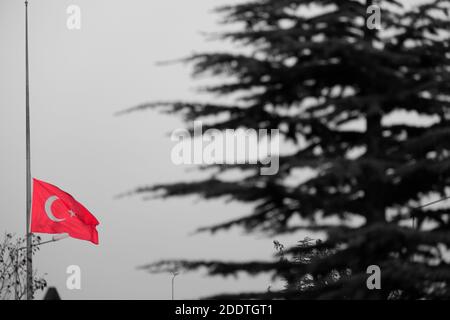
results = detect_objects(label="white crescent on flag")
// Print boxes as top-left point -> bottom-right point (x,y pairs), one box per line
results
44,195 -> 66,222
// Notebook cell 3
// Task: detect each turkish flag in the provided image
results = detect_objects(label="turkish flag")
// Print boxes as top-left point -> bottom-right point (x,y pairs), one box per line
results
31,179 -> 99,244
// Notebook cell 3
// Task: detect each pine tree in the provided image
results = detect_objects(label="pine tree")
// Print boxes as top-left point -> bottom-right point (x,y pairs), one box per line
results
275,238 -> 345,295
126,0 -> 450,299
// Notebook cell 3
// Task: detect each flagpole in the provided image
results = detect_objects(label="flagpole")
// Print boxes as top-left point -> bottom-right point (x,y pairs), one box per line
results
25,0 -> 33,300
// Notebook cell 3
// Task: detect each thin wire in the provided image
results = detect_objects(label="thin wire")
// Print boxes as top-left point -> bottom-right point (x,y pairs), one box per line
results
411,196 -> 450,229
411,196 -> 450,211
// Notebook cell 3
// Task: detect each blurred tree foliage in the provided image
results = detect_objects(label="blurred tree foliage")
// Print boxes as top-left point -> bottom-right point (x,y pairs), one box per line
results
126,0 -> 450,299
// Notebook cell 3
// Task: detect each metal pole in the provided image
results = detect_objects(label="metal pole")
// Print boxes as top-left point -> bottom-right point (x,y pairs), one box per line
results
171,271 -> 178,300
171,275 -> 175,300
15,249 -> 19,300
25,0 -> 33,300
18,234 -> 69,251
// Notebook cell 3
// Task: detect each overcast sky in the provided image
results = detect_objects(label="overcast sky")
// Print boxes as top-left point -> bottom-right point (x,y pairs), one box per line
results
0,0 -> 308,299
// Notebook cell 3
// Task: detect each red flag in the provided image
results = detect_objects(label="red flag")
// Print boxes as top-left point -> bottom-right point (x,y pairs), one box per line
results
31,179 -> 99,244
